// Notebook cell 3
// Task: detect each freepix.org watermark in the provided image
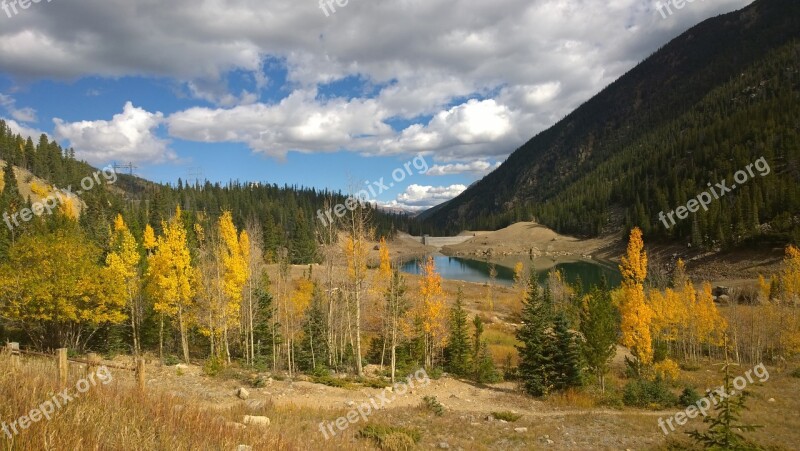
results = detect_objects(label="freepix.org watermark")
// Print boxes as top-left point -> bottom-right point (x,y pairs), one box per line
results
2,0 -> 54,19
318,368 -> 431,440
658,157 -> 770,230
2,366 -> 113,439
316,155 -> 428,227
318,0 -> 350,18
2,165 -> 118,232
657,362 -> 769,436
655,0 -> 704,20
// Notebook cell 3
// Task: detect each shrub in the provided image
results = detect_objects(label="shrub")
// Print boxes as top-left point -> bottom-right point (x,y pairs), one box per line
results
491,411 -> 521,422
790,367 -> 800,379
311,375 -> 349,388
202,357 -> 224,376
679,387 -> 702,407
163,355 -> 181,366
622,377 -> 677,408
428,367 -> 444,380
359,424 -> 421,450
422,396 -> 444,416
654,359 -> 680,382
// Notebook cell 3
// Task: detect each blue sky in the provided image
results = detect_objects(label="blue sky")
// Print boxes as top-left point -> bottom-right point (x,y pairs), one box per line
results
0,0 -> 752,210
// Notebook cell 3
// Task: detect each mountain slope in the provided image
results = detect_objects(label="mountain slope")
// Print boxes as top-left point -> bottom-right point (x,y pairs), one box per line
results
421,0 -> 800,248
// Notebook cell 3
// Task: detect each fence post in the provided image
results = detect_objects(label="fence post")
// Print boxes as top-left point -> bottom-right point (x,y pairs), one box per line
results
136,358 -> 145,392
6,342 -> 20,369
57,348 -> 68,388
86,352 -> 100,376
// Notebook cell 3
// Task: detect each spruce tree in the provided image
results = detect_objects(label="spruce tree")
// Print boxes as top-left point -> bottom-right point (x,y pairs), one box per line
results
445,287 -> 470,377
552,312 -> 583,390
516,273 -> 554,396
0,161 -> 24,259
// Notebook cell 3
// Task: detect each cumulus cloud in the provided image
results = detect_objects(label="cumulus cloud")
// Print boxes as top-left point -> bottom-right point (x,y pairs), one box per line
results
381,184 -> 467,211
3,118 -> 47,140
0,0 -> 754,163
426,160 -> 501,176
54,102 -> 175,165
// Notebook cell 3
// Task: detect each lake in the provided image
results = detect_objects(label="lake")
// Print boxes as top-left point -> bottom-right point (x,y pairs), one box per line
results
399,255 -> 621,290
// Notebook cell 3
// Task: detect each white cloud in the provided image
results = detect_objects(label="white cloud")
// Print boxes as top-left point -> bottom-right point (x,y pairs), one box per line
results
426,160 -> 501,176
54,102 -> 175,165
3,118 -> 47,140
0,94 -> 37,123
0,0 -> 754,163
167,90 -> 392,158
383,183 -> 467,210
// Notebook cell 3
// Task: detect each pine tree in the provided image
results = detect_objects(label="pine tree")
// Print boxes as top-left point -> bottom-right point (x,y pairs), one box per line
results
516,273 -> 554,396
445,287 -> 470,377
471,315 -> 499,383
0,160 -> 24,259
552,312 -> 583,390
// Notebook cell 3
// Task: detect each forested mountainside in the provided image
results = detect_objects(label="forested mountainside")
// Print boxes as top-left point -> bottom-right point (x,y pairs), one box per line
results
0,121 -> 411,264
420,0 -> 800,249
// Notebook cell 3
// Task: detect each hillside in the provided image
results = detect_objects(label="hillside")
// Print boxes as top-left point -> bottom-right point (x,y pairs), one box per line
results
420,0 -> 800,250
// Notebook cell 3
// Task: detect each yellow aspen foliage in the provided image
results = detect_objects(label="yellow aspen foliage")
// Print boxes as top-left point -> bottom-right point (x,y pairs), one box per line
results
781,245 -> 800,304
30,181 -> 50,198
695,282 -> 726,346
0,229 -> 126,348
758,274 -> 775,303
143,223 -> 157,252
618,227 -> 653,366
649,287 -> 687,342
146,206 -> 195,361
411,256 -> 447,368
653,358 -> 680,382
219,211 -> 247,327
106,214 -> 143,353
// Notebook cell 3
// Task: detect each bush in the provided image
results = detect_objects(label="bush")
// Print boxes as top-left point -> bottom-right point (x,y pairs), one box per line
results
163,355 -> 181,366
202,357 -> 224,376
422,396 -> 444,416
791,368 -> 800,379
679,387 -> 702,407
654,359 -> 680,382
428,367 -> 444,380
359,424 -> 421,450
312,375 -> 350,388
622,377 -> 677,408
491,411 -> 522,422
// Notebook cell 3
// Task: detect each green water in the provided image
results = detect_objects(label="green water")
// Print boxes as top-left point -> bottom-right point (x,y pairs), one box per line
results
399,255 -> 621,290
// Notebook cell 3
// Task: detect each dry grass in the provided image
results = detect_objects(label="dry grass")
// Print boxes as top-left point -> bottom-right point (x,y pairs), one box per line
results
0,354 -> 355,450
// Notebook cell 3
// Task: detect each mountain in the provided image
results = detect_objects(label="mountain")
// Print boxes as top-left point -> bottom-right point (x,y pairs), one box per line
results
421,0 -> 800,249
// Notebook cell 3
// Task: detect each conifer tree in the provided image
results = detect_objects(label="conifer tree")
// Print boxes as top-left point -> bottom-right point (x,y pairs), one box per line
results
445,287 -> 470,377
551,312 -> 583,390
516,273 -> 554,396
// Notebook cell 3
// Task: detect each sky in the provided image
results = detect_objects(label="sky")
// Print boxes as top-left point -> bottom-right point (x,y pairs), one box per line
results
0,0 -> 753,211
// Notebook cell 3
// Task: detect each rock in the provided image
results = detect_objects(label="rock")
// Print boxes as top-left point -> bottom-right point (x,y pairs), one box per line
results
384,387 -> 393,393
346,400 -> 356,407
237,388 -> 250,400
547,439 -> 554,445
243,415 -> 270,427
438,442 -> 450,449
499,419 -> 508,424
245,399 -> 266,409
768,398 -> 775,403
514,427 -> 528,433
236,445 -> 252,451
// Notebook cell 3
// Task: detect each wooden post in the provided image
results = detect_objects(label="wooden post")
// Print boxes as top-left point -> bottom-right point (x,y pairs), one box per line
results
136,358 -> 145,392
57,348 -> 68,388
86,352 -> 100,376
6,342 -> 20,369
